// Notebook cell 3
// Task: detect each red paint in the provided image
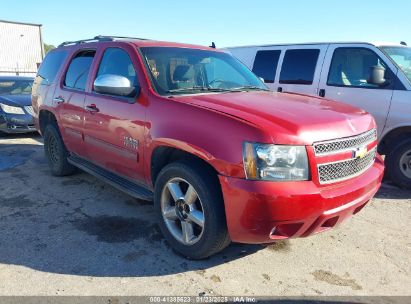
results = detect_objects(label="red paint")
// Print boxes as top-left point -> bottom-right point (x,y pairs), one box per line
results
33,39 -> 384,243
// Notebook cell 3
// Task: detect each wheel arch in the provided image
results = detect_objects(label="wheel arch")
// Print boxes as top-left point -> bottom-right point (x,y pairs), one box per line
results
38,109 -> 58,135
149,141 -> 223,188
379,126 -> 411,155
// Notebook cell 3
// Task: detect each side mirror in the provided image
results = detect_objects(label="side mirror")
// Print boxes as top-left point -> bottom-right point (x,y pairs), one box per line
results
368,66 -> 387,86
94,74 -> 139,98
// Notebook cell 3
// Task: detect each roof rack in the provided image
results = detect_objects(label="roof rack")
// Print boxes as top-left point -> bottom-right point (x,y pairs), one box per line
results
58,35 -> 150,47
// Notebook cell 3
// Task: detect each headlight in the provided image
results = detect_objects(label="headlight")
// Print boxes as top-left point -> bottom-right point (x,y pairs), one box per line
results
0,103 -> 25,114
243,142 -> 309,181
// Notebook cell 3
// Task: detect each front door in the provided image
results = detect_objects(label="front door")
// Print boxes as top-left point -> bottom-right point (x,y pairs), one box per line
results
318,44 -> 397,137
83,47 -> 146,183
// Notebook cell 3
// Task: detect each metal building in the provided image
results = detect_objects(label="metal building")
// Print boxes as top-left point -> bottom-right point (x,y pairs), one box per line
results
0,19 -> 44,76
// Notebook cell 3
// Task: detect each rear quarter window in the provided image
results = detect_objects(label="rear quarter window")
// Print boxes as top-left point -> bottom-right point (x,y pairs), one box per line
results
279,49 -> 320,85
36,50 -> 68,85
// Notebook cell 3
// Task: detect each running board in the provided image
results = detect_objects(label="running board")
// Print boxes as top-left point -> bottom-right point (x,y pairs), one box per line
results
68,155 -> 153,201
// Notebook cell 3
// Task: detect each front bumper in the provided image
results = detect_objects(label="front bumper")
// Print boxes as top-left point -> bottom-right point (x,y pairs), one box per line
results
219,155 -> 384,244
0,112 -> 36,133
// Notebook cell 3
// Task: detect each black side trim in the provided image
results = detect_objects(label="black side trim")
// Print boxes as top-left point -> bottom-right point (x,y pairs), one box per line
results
68,155 -> 153,201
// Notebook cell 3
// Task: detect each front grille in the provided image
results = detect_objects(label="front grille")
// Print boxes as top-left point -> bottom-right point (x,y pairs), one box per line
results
314,129 -> 377,155
24,106 -> 34,116
318,148 -> 376,184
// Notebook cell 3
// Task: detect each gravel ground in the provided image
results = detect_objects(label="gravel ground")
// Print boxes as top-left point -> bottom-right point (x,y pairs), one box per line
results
0,133 -> 410,297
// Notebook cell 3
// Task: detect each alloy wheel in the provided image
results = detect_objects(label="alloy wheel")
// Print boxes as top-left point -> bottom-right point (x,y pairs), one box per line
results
160,177 -> 205,245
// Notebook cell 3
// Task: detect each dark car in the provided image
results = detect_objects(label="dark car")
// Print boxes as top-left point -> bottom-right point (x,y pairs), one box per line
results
0,76 -> 36,134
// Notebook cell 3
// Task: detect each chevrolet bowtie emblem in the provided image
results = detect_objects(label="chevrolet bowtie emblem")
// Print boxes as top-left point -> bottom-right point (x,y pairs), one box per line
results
353,146 -> 368,159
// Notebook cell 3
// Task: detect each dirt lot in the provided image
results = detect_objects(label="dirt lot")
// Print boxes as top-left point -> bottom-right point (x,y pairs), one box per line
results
0,133 -> 410,296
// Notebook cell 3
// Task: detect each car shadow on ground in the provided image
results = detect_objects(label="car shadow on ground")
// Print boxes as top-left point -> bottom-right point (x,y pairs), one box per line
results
374,177 -> 411,199
0,141 -> 270,278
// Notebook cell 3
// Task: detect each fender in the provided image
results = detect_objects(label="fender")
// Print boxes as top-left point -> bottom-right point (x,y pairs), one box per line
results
144,97 -> 271,183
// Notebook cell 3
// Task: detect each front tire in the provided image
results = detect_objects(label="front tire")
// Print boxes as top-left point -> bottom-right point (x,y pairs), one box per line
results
154,161 -> 230,259
43,124 -> 76,176
385,139 -> 411,189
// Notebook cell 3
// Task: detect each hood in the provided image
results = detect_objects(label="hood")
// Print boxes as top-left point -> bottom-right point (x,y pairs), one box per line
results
0,94 -> 32,107
172,91 -> 375,145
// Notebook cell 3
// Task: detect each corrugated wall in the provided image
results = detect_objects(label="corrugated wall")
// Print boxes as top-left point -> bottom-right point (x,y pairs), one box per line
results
0,21 -> 43,76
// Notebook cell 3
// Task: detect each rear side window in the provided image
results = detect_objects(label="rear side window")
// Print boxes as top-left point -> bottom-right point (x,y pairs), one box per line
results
279,49 -> 320,85
37,50 -> 68,85
96,48 -> 138,86
252,50 -> 281,83
64,50 -> 96,91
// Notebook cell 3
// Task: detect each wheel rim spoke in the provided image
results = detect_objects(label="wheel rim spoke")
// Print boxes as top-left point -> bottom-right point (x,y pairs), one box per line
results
184,185 -> 198,205
187,210 -> 204,227
181,221 -> 194,243
163,207 -> 178,220
167,182 -> 184,202
161,177 -> 205,245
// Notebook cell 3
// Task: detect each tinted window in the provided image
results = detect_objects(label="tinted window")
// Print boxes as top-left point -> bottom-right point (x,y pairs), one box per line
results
37,50 -> 68,84
328,48 -> 393,89
279,49 -> 320,84
252,50 -> 281,83
96,48 -> 138,86
64,50 -> 95,90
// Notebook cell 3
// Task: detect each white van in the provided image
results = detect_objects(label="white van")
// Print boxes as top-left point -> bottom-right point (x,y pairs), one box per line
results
227,42 -> 411,189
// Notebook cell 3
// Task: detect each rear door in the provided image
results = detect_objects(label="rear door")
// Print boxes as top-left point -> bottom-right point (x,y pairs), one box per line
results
54,49 -> 96,157
83,46 -> 146,183
276,45 -> 328,95
317,44 -> 397,137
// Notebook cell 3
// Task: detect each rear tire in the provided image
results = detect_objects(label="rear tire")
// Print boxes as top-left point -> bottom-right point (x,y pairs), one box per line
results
385,139 -> 411,189
154,161 -> 230,259
43,124 -> 77,176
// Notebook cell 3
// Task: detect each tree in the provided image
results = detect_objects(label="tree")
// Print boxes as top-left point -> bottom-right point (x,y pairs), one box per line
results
44,43 -> 55,54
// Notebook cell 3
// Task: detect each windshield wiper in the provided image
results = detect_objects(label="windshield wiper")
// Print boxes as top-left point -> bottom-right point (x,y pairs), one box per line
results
167,86 -> 240,94
230,86 -> 270,91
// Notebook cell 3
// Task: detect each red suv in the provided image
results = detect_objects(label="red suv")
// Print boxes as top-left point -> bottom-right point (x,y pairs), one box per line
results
32,36 -> 384,259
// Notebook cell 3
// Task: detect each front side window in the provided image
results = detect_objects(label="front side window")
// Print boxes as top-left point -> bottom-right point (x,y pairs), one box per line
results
0,79 -> 33,95
96,48 -> 138,87
64,50 -> 95,91
252,50 -> 281,83
279,49 -> 320,85
381,46 -> 411,84
328,48 -> 392,88
140,47 -> 267,95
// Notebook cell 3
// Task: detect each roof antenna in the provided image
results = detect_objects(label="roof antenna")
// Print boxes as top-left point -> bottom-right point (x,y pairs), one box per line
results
210,42 -> 216,48
400,41 -> 407,46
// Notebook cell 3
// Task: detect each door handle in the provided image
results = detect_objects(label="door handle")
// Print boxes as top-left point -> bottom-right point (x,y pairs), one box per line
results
319,89 -> 326,97
85,104 -> 99,113
53,96 -> 65,104
277,87 -> 283,93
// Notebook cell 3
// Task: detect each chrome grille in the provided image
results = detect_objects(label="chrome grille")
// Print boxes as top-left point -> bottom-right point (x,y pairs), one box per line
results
314,129 -> 377,155
318,148 -> 376,184
24,106 -> 34,116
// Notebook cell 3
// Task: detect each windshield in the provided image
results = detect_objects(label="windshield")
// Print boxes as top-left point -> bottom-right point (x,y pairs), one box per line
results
0,79 -> 33,95
140,47 -> 268,95
380,46 -> 411,83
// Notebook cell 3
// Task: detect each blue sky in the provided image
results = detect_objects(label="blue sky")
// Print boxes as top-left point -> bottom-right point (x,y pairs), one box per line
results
3,0 -> 411,48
